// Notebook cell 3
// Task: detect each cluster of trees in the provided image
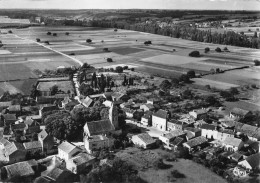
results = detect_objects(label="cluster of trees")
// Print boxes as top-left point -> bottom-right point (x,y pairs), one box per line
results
122,75 -> 134,86
219,87 -> 239,101
89,20 -> 260,49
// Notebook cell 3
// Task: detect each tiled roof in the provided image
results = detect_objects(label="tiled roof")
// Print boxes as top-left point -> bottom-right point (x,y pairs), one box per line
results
11,123 -> 26,130
200,124 -> 216,131
0,138 -> 11,147
3,114 -> 16,120
184,127 -> 201,133
191,109 -> 207,114
133,133 -> 155,145
168,119 -> 184,126
153,109 -> 168,119
171,137 -> 184,146
8,105 -> 21,112
84,120 -> 115,136
162,130 -> 185,139
234,122 -> 244,131
38,129 -> 49,140
5,142 -> 25,156
70,153 -> 95,166
229,152 -> 243,161
82,97 -> 94,108
58,141 -> 78,154
44,167 -> 65,181
24,118 -> 34,126
231,108 -> 249,116
4,161 -> 34,178
241,153 -> 260,169
223,137 -> 243,147
184,136 -> 208,148
34,176 -> 52,183
41,105 -> 58,113
23,141 -> 42,150
0,101 -> 12,108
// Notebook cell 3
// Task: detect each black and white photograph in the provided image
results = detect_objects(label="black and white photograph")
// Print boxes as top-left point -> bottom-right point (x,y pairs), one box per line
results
0,0 -> 259,182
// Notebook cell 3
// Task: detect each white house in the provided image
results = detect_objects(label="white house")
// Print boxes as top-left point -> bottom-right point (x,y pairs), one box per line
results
222,137 -> 244,152
58,141 -> 80,161
152,109 -> 168,131
159,130 -> 185,146
66,153 -> 95,174
84,135 -> 114,153
200,124 -> 218,140
131,133 -> 156,149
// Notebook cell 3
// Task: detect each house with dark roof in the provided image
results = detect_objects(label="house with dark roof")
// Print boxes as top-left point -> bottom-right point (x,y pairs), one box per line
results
200,124 -> 218,140
159,130 -> 185,146
38,129 -> 55,153
183,136 -> 208,151
66,152 -> 95,174
230,108 -> 251,119
23,141 -> 42,154
131,133 -> 156,149
184,127 -> 201,140
84,120 -> 115,137
141,112 -> 153,126
222,137 -> 244,152
41,167 -> 72,182
4,142 -> 26,164
1,161 -> 35,182
152,109 -> 168,131
58,141 -> 80,160
3,114 -> 17,125
39,105 -> 58,117
84,135 -> 114,153
167,119 -> 188,131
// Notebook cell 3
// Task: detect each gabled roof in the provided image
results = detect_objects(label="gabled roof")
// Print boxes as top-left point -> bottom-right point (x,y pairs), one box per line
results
70,153 -> 95,166
234,122 -> 244,131
200,124 -> 216,131
43,167 -> 66,181
171,137 -> 184,146
161,130 -> 185,139
184,127 -> 201,133
86,135 -> 110,142
153,109 -> 167,119
133,133 -> 156,145
111,92 -> 126,100
240,124 -> 258,132
231,108 -> 250,116
40,105 -> 58,113
229,152 -> 244,161
58,141 -> 79,154
84,120 -> 115,136
8,105 -> 21,112
3,114 -> 16,120
168,119 -> 185,126
0,138 -> 11,147
23,141 -> 42,150
241,153 -> 260,169
34,176 -> 52,183
82,97 -> 94,108
4,161 -> 34,178
38,129 -> 49,141
184,136 -> 208,148
5,142 -> 25,156
223,137 -> 243,147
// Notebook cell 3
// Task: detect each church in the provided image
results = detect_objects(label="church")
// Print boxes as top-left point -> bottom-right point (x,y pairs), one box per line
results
83,104 -> 121,153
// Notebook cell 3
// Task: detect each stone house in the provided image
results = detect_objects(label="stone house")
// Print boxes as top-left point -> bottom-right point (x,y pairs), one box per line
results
84,135 -> 114,153
159,130 -> 186,146
66,153 -> 95,174
183,136 -> 208,152
141,112 -> 153,126
167,119 -> 188,131
222,137 -> 244,152
200,124 -> 218,140
152,109 -> 168,131
58,141 -> 80,161
131,133 -> 156,149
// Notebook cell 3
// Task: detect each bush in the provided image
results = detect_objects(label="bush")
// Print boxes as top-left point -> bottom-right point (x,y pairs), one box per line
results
8,30 -> 12,34
114,29 -> 118,32
223,47 -> 229,51
44,41 -> 49,45
187,70 -> 196,78
115,66 -> 123,73
36,38 -> 41,42
47,32 -> 51,35
144,40 -> 152,45
205,47 -> 210,53
130,68 -> 135,71
107,58 -> 113,62
65,32 -> 69,35
123,66 -> 128,70
215,47 -> 221,52
189,51 -> 200,57
254,59 -> 260,66
86,39 -> 92,43
103,48 -> 109,52
153,159 -> 172,170
171,170 -> 186,178
53,33 -> 57,36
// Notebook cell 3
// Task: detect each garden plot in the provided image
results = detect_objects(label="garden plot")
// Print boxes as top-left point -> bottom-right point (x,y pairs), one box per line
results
178,62 -> 233,72
129,50 -> 165,59
48,43 -> 95,52
142,54 -> 206,66
0,82 -> 22,94
26,61 -> 74,71
192,78 -> 239,90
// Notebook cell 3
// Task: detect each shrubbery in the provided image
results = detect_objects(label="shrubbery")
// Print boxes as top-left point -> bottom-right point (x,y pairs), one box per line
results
189,51 -> 200,57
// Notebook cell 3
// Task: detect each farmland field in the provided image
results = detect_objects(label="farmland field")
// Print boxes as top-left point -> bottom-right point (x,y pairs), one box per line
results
0,25 -> 259,96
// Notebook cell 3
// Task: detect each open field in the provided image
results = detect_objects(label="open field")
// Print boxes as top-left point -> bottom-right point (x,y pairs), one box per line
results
192,78 -> 240,90
0,26 -> 259,96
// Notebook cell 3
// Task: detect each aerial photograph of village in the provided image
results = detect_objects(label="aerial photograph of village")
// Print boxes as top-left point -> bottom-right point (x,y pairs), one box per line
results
0,0 -> 259,182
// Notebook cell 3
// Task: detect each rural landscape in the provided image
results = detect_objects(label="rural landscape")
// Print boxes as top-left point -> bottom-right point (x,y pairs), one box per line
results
0,3 -> 259,183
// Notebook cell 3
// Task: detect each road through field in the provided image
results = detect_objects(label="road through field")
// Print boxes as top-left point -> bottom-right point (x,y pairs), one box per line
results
14,35 -> 83,67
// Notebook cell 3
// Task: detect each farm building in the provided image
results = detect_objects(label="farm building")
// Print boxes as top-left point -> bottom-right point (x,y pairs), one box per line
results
222,137 -> 244,152
131,133 -> 156,149
183,136 -> 208,151
58,141 -> 81,161
84,135 -> 114,153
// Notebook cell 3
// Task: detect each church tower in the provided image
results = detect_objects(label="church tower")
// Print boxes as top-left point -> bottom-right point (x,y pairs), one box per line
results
109,103 -> 119,129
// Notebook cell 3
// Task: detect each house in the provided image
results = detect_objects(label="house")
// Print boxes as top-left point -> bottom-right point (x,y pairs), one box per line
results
41,167 -> 72,183
222,137 -> 244,152
84,135 -> 114,153
82,96 -> 94,108
34,176 -> 52,183
183,136 -> 208,151
234,153 -> 260,177
123,108 -> 137,119
84,104 -> 119,137
147,98 -> 161,105
171,137 -> 185,150
131,133 -> 156,149
61,97 -> 71,108
23,141 -> 42,154
167,119 -> 188,131
159,130 -> 185,146
140,104 -> 155,112
189,109 -> 207,120
141,112 -> 153,126
217,129 -> 235,141
184,127 -> 201,140
0,101 -> 12,110
39,105 -> 58,117
66,152 -> 95,174
228,152 -> 245,162
152,109 -> 168,131
111,92 -> 129,102
3,114 -> 17,125
1,161 -> 35,182
58,141 -> 80,160
38,129 -> 55,153
0,138 -> 11,149
7,105 -> 21,115
4,142 -> 26,164
103,100 -> 113,108
200,124 -> 218,140
230,108 -> 251,119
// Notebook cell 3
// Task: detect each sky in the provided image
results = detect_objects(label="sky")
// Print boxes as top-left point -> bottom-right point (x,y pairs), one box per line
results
0,0 -> 259,10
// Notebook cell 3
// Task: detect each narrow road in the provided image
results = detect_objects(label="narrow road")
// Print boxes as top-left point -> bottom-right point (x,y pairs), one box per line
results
14,35 -> 83,67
